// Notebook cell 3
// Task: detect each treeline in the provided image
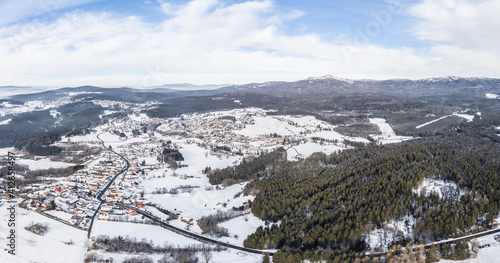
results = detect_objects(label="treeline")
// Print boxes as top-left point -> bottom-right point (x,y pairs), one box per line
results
198,210 -> 246,237
241,124 -> 500,262
24,222 -> 49,236
198,215 -> 229,237
87,235 -> 214,263
207,147 -> 286,185
91,235 -> 203,254
426,241 -> 471,262
15,133 -> 62,156
163,147 -> 184,168
23,165 -> 84,180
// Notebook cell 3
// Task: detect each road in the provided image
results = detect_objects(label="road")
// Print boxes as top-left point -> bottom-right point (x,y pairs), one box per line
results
87,132 -> 130,238
91,130 -> 274,255
95,133 -> 130,202
126,204 -> 275,256
370,226 -> 500,257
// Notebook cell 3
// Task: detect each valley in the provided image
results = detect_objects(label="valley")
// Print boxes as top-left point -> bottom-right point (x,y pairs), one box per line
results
0,77 -> 499,262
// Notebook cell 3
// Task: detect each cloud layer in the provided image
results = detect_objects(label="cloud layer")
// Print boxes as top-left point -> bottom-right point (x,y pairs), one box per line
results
0,0 -> 499,87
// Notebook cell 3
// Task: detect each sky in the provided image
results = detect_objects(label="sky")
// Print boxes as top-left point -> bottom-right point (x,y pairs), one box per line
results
0,0 -> 499,88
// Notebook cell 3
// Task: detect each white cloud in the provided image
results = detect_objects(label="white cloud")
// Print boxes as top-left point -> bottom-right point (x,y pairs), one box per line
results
410,0 -> 500,50
0,0 -> 499,87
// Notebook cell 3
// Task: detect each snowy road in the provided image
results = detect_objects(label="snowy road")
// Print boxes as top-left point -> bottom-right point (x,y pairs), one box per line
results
127,204 -> 276,256
87,132 -> 130,238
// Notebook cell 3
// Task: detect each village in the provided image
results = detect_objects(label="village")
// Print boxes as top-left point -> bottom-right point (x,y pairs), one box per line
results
7,107 -> 383,232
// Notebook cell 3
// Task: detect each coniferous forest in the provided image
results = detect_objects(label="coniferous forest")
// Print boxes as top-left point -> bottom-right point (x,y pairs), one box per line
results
236,120 -> 500,262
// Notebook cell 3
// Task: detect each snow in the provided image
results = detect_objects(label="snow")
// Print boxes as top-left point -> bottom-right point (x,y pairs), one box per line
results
16,158 -> 76,170
306,130 -> 344,141
416,115 -> 451,129
235,116 -> 304,137
413,178 -> 463,198
66,133 -> 99,142
345,137 -> 371,144
369,118 -> 413,144
0,118 -> 11,125
233,113 -> 369,160
208,249 -> 266,263
176,140 -> 243,175
0,147 -> 15,156
440,234 -> 500,263
0,100 -> 64,117
365,215 -> 416,251
0,205 -> 87,263
128,113 -> 149,122
50,109 -> 60,118
146,181 -> 250,223
416,112 -> 475,129
485,93 -> 499,99
219,214 -> 266,246
46,210 -> 74,221
370,118 -> 396,137
94,247 -> 265,263
91,220 -> 202,247
280,115 -> 326,127
453,112 -> 475,122
287,142 -> 343,161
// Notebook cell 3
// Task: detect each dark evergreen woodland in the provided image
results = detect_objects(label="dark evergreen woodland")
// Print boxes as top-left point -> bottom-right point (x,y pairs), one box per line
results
240,123 -> 500,262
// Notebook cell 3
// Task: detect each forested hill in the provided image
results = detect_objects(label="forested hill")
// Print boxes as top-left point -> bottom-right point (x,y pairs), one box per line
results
240,120 -> 500,262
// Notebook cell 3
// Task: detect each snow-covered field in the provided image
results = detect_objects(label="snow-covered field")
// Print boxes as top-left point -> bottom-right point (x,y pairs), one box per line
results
16,158 -> 76,170
219,214 -> 267,246
63,133 -> 99,143
0,204 -> 88,263
91,220 -> 202,247
235,116 -> 304,137
94,247 -> 266,263
0,100 -> 64,117
369,118 -> 413,144
0,147 -> 15,155
16,158 -> 75,170
137,136 -> 265,246
90,215 -> 267,262
0,118 -> 11,125
485,93 -> 499,99
453,112 -> 475,122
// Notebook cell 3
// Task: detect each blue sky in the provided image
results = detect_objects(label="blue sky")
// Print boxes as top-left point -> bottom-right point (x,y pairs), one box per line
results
0,0 -> 499,87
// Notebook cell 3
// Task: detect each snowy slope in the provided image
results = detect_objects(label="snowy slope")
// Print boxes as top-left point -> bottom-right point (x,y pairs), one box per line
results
235,116 -> 304,137
369,118 -> 413,144
16,158 -> 76,170
0,205 -> 87,263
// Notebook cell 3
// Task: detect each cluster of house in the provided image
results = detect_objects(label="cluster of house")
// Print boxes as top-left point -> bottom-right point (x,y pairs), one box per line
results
9,108 -> 358,230
17,140 -> 162,227
153,109 -> 285,154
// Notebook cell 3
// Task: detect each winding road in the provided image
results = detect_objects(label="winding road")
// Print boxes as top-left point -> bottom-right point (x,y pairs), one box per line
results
89,130 -> 275,256
87,132 -> 130,238
127,204 -> 275,256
